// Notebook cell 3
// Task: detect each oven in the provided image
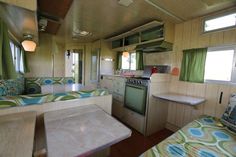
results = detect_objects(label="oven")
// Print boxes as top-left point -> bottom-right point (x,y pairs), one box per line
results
124,78 -> 149,115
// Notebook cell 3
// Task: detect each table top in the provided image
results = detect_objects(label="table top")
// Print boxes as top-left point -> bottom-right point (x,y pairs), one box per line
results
153,93 -> 205,106
0,111 -> 37,157
44,105 -> 131,157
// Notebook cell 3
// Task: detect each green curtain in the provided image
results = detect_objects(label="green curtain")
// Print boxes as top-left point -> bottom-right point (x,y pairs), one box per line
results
21,49 -> 30,73
179,48 -> 207,83
0,18 -> 17,79
136,51 -> 144,70
116,52 -> 122,70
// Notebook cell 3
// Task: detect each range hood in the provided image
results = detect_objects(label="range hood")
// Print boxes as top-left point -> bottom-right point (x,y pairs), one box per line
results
135,40 -> 173,53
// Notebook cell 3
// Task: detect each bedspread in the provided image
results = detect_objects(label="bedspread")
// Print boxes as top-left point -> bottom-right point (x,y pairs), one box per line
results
140,116 -> 236,157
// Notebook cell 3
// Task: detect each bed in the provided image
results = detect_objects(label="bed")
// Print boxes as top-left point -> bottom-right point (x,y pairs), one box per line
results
140,115 -> 236,157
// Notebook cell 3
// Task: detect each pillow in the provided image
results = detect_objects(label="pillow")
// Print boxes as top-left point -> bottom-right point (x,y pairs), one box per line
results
221,93 -> 236,132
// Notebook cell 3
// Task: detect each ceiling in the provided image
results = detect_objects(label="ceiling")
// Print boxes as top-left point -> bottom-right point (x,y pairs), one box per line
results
0,2 -> 38,43
58,0 -> 236,43
38,0 -> 73,34
0,0 -> 235,44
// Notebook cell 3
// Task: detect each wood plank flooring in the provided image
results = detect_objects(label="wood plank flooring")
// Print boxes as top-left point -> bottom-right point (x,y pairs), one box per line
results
108,128 -> 173,157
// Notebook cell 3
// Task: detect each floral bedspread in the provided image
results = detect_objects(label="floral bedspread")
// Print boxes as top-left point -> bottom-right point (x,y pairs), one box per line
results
140,116 -> 236,157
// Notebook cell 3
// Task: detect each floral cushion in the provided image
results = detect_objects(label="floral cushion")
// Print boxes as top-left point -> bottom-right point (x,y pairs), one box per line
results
221,93 -> 236,132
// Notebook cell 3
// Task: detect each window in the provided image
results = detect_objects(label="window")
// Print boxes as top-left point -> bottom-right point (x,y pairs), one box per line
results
10,40 -> 23,72
204,46 -> 236,83
204,12 -> 236,32
121,52 -> 136,70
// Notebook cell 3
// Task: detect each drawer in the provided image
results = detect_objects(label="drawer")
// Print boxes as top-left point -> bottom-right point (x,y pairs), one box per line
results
123,108 -> 145,134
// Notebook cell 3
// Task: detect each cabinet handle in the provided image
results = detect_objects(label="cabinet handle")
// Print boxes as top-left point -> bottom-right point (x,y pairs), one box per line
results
219,92 -> 223,104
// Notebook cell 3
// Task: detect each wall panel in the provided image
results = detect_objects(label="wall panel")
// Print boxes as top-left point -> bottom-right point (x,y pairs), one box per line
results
166,15 -> 236,131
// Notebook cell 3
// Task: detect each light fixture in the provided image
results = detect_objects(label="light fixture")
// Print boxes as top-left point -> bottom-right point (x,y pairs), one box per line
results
38,18 -> 48,31
21,34 -> 36,52
118,0 -> 133,7
72,28 -> 92,37
122,51 -> 129,58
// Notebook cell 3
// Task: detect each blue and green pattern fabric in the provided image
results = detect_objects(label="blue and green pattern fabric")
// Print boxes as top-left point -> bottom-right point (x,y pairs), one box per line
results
25,77 -> 75,94
0,89 -> 109,108
0,77 -> 24,96
140,116 -> 236,157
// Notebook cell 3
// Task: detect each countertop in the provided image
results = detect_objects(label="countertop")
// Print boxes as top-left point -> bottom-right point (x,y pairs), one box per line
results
153,93 -> 205,106
44,104 -> 131,157
0,111 -> 37,157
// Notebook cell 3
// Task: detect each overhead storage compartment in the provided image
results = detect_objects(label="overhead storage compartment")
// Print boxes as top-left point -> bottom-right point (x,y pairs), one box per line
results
107,20 -> 175,52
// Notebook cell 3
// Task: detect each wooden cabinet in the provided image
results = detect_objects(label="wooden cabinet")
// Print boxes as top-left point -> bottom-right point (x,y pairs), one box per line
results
100,75 -> 113,93
124,33 -> 139,46
112,39 -> 123,49
112,100 -> 124,120
141,25 -> 164,42
108,21 -> 175,51
100,75 -> 126,118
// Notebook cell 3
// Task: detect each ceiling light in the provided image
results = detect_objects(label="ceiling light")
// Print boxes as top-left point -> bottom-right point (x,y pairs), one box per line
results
72,29 -> 92,37
21,34 -> 36,52
118,0 -> 133,7
38,18 -> 48,32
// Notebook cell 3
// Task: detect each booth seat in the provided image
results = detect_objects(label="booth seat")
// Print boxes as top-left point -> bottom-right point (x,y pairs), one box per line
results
0,89 -> 109,108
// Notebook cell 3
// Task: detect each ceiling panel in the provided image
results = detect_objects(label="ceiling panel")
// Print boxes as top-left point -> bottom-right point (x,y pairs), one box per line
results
45,21 -> 61,35
59,0 -> 236,43
38,0 -> 73,18
146,0 -> 236,20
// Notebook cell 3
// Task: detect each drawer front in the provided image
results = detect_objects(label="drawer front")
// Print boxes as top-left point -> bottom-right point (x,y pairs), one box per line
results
123,108 -> 145,134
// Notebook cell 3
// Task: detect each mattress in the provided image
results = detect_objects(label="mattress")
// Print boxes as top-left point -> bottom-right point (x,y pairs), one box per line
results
140,116 -> 236,157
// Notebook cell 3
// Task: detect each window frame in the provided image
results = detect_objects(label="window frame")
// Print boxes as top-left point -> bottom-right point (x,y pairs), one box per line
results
204,45 -> 236,84
202,11 -> 236,33
9,39 -> 23,73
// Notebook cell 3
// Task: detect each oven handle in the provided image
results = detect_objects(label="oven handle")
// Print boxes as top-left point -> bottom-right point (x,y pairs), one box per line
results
125,83 -> 147,90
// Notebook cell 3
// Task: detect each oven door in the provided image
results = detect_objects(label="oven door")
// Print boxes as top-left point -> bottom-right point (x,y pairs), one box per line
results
124,83 -> 147,115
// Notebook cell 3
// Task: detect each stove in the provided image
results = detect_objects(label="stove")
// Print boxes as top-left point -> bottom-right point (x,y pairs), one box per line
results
126,77 -> 150,86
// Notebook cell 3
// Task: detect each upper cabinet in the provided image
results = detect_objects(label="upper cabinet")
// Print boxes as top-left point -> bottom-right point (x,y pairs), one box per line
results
140,25 -> 164,42
107,21 -> 175,51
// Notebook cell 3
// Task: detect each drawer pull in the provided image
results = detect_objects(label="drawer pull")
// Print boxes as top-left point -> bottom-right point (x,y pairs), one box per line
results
219,92 -> 223,104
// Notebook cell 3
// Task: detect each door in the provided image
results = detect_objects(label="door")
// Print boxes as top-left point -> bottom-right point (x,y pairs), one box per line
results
124,84 -> 147,115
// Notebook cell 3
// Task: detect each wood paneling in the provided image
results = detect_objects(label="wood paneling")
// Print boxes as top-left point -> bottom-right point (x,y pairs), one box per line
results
166,16 -> 236,131
38,0 -> 73,18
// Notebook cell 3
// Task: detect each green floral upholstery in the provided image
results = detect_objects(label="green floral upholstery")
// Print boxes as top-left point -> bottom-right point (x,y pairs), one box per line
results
25,77 -> 75,94
0,89 -> 109,108
0,77 -> 24,96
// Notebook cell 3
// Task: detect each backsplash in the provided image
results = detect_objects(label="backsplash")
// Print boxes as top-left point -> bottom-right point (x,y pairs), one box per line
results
143,51 -> 172,66
0,77 -> 25,96
25,77 -> 75,94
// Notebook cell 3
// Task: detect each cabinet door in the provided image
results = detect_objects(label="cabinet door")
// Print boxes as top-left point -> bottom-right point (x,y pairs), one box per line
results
141,25 -> 164,42
112,39 -> 123,49
112,100 -> 124,119
124,33 -> 139,46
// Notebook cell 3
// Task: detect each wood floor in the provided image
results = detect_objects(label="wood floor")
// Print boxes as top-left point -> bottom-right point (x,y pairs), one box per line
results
108,128 -> 173,157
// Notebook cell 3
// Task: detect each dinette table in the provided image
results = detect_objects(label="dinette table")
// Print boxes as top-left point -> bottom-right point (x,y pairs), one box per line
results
44,104 -> 131,157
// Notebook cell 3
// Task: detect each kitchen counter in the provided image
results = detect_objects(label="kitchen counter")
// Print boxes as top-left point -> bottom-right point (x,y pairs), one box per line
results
44,104 -> 131,157
0,111 -> 36,157
153,93 -> 205,106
